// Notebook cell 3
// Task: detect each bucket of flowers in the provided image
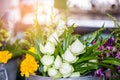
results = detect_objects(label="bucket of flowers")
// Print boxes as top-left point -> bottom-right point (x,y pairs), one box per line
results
19,16 -> 120,80
0,20 -> 26,80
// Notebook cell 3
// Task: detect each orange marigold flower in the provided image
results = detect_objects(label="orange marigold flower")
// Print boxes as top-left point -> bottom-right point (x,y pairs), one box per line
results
0,51 -> 12,64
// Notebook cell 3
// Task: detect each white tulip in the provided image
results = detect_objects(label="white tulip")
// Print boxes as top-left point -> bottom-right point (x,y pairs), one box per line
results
43,66 -> 48,72
54,55 -> 62,69
59,63 -> 74,78
48,67 -> 58,77
39,43 -> 46,54
41,55 -> 54,66
62,48 -> 77,63
56,21 -> 66,37
70,72 -> 80,77
48,32 -> 59,45
44,42 -> 55,55
56,28 -> 65,37
70,39 -> 84,55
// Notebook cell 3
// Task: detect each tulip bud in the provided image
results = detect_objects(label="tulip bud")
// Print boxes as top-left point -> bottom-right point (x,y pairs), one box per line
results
70,39 -> 84,55
48,67 -> 58,77
62,48 -> 77,63
48,32 -> 59,45
54,55 -> 62,69
56,21 -> 66,37
39,43 -> 46,54
70,72 -> 80,77
59,63 -> 74,78
43,66 -> 48,72
41,55 -> 54,66
44,42 -> 55,55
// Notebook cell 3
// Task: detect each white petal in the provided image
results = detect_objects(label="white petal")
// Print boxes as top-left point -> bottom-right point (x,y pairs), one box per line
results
62,73 -> 71,78
39,43 -> 46,54
43,66 -> 48,72
56,28 -> 65,37
70,72 -> 80,77
41,55 -> 54,66
45,42 -> 55,55
59,63 -> 74,77
48,67 -> 58,77
62,48 -> 77,63
48,32 -> 59,45
70,39 -> 84,55
54,55 -> 62,69
56,21 -> 66,37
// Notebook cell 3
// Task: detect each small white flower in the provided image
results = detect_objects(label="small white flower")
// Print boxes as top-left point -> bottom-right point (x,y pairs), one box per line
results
39,43 -> 46,54
48,32 -> 59,45
62,48 -> 77,63
70,39 -> 84,55
44,42 -> 55,55
54,55 -> 62,69
41,55 -> 54,66
70,72 -> 80,77
48,67 -> 58,77
43,66 -> 48,72
56,21 -> 66,37
59,63 -> 74,78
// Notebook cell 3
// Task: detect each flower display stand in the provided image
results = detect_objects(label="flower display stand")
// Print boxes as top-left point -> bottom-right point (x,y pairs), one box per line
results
0,60 -> 18,80
28,75 -> 104,80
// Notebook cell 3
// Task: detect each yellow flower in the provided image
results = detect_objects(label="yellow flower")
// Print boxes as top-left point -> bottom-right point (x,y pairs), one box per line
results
0,51 -> 12,64
26,47 -> 36,59
29,47 -> 36,53
20,57 -> 39,77
20,47 -> 39,77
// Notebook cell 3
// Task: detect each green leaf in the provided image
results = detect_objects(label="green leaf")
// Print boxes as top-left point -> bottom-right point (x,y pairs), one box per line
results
74,65 -> 98,72
90,51 -> 102,57
87,62 -> 116,72
75,56 -> 99,64
102,57 -> 120,66
14,50 -> 40,61
81,42 -> 100,58
62,24 -> 75,51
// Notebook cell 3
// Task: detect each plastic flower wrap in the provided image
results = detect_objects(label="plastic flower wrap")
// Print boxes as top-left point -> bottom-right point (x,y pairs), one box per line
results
21,16 -> 120,80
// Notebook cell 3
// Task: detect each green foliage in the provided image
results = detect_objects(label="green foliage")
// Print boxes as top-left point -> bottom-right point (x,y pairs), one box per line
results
107,14 -> 120,50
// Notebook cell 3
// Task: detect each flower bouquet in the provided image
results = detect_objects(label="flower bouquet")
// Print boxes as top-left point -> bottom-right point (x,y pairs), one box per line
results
19,16 -> 120,80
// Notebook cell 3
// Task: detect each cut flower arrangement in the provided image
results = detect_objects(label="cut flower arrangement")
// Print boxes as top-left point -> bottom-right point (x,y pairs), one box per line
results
19,17 -> 120,80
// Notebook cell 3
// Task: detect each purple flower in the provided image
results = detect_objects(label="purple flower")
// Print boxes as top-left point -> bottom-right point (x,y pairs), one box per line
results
91,40 -> 96,45
98,46 -> 104,50
115,51 -> 120,59
105,69 -> 111,78
94,69 -> 104,77
106,38 -> 115,46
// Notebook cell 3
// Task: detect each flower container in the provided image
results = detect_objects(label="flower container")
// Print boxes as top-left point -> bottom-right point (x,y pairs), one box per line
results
28,75 -> 104,80
0,59 -> 18,80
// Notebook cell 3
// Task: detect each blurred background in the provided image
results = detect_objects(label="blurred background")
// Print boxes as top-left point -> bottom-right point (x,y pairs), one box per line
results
0,0 -> 120,39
